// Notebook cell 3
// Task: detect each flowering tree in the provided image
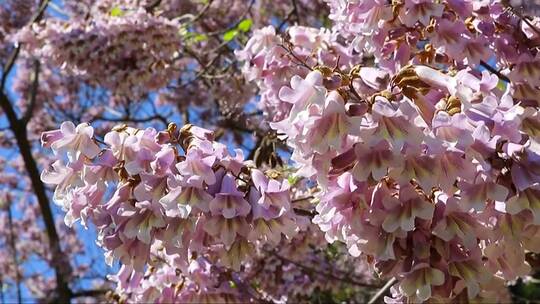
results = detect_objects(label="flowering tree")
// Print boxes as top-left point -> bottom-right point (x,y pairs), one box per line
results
3,0 -> 540,302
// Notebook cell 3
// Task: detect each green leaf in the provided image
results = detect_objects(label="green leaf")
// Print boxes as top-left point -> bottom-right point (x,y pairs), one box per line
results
110,6 -> 124,17
178,25 -> 188,36
223,29 -> 238,42
287,175 -> 300,186
237,18 -> 253,32
496,79 -> 507,91
193,33 -> 208,42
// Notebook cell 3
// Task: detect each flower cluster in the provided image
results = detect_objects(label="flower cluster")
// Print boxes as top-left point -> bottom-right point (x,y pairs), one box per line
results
32,0 -> 540,302
40,121 -> 303,298
106,258 -> 247,303
18,8 -> 181,98
237,0 -> 540,302
236,25 -> 359,121
267,49 -> 538,303
324,0 -> 540,102
106,223 -> 376,303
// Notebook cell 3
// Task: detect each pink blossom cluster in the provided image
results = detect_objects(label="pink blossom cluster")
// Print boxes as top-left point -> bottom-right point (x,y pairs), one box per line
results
266,43 -> 539,304
106,223 -> 375,303
325,0 -> 540,99
30,0 -> 540,302
236,25 -> 359,121
0,0 -> 36,64
40,121 -> 304,297
236,0 -> 540,302
17,8 -> 181,98
107,258 -> 247,303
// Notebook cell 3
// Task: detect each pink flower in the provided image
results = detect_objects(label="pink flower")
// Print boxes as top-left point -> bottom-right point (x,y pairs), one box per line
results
399,264 -> 445,301
47,121 -> 100,161
160,178 -> 212,218
351,140 -> 397,182
506,185 -> 540,224
120,200 -> 166,244
370,97 -> 422,150
448,258 -> 490,299
429,19 -> 467,59
176,148 -> 216,186
41,159 -> 84,205
432,196 -> 480,248
248,216 -> 297,246
399,0 -> 444,27
150,147 -> 175,176
458,180 -> 508,212
274,71 -> 325,120
250,169 -> 290,219
381,184 -> 435,233
484,242 -> 531,280
209,173 -> 251,218
203,216 -> 250,249
304,92 -> 362,153
64,182 -> 105,228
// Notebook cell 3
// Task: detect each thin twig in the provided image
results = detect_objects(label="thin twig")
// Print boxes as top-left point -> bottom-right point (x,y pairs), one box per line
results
186,0 -> 214,24
479,60 -> 510,83
367,277 -> 397,304
279,44 -> 313,71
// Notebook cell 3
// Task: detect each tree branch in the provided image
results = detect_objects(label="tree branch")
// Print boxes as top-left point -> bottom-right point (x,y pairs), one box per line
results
22,60 -> 41,125
0,46 -> 20,92
93,113 -> 169,125
0,91 -> 72,303
70,289 -> 109,299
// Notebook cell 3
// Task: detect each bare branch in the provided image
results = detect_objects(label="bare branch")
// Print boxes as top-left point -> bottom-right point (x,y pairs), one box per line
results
0,46 -> 20,92
93,113 -> 170,126
367,277 -> 397,304
22,60 -> 41,125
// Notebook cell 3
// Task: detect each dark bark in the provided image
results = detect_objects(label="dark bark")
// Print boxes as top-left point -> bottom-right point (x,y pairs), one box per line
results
0,92 -> 72,303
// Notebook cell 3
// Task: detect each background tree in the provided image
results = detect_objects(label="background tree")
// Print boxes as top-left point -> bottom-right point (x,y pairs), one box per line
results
2,0 -> 540,303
